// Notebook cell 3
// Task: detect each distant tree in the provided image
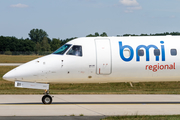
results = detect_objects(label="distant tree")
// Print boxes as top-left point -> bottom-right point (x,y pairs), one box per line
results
28,29 -> 48,43
86,34 -> 95,37
18,38 -> 35,52
123,34 -> 137,36
50,38 -> 61,51
60,37 -> 77,46
86,32 -> 107,37
41,37 -> 51,51
0,36 -> 19,51
123,34 -> 131,36
100,32 -> 108,37
140,34 -> 148,36
121,32 -> 180,36
47,37 -> 51,44
34,42 -> 41,54
171,32 -> 180,35
95,32 -> 99,37
25,39 -> 35,51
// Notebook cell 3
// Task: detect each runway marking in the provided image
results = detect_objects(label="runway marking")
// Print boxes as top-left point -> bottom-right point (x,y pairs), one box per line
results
1,102 -> 180,105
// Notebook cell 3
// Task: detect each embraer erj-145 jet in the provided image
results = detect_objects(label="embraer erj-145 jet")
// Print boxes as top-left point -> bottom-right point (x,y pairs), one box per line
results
3,36 -> 180,104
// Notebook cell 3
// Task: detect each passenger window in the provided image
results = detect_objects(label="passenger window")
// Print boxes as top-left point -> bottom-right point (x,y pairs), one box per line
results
138,49 -> 144,56
154,49 -> 160,56
171,49 -> 177,56
123,49 -> 130,58
66,45 -> 82,57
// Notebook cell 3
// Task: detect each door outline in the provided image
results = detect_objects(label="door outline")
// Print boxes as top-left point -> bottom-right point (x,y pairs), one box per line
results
94,38 -> 112,75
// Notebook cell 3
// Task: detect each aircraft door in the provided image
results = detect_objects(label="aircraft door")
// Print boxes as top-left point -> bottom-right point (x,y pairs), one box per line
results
95,39 -> 112,75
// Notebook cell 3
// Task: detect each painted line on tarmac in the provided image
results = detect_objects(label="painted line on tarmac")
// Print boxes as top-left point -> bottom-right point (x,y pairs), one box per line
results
1,102 -> 180,105
1,104 -> 180,106
0,63 -> 23,66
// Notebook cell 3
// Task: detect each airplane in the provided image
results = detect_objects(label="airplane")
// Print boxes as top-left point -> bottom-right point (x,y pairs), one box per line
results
3,36 -> 180,104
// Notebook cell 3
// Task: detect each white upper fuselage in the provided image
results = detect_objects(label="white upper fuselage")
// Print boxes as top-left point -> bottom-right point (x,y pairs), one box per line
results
3,36 -> 180,83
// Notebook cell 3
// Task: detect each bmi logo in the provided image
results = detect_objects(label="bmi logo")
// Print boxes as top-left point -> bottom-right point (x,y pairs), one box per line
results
119,41 -> 165,62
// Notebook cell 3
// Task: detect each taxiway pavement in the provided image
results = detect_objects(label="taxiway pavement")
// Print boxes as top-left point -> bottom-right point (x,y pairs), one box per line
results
0,95 -> 180,116
0,63 -> 23,66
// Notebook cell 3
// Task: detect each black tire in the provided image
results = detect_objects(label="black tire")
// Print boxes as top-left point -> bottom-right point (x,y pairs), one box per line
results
42,95 -> 52,104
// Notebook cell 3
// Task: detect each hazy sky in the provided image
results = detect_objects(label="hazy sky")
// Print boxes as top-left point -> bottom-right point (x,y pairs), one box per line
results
0,0 -> 180,39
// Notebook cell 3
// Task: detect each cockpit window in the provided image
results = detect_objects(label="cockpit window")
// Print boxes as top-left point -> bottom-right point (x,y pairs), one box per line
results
66,45 -> 82,57
53,44 -> 71,55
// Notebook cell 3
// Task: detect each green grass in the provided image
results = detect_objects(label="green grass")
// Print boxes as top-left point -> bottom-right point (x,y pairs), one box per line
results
0,55 -> 42,63
101,115 -> 180,120
1,66 -> 180,94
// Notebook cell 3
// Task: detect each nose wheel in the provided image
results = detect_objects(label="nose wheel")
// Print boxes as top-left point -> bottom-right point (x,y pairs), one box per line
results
42,90 -> 53,104
42,95 -> 52,104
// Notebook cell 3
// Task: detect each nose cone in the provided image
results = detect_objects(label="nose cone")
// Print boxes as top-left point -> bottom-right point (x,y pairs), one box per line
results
2,61 -> 41,82
2,54 -> 61,82
3,68 -> 18,81
2,73 -> 7,80
3,73 -> 10,81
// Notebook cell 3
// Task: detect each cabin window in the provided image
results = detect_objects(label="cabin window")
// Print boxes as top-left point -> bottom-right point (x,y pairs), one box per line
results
53,44 -> 71,55
138,49 -> 144,56
154,49 -> 160,56
123,49 -> 130,58
66,45 -> 82,57
171,49 -> 177,56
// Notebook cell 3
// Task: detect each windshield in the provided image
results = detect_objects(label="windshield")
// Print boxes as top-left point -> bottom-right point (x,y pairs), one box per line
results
53,44 -> 72,55
66,45 -> 82,57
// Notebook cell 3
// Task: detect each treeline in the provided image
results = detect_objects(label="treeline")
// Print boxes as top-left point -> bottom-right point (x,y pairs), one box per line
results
119,32 -> 180,36
0,36 -> 75,55
0,29 -> 108,55
0,29 -> 180,55
0,29 -> 76,55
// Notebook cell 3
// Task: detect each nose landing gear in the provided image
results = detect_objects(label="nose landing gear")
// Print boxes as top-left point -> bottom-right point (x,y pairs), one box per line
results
14,81 -> 51,104
42,90 -> 53,104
